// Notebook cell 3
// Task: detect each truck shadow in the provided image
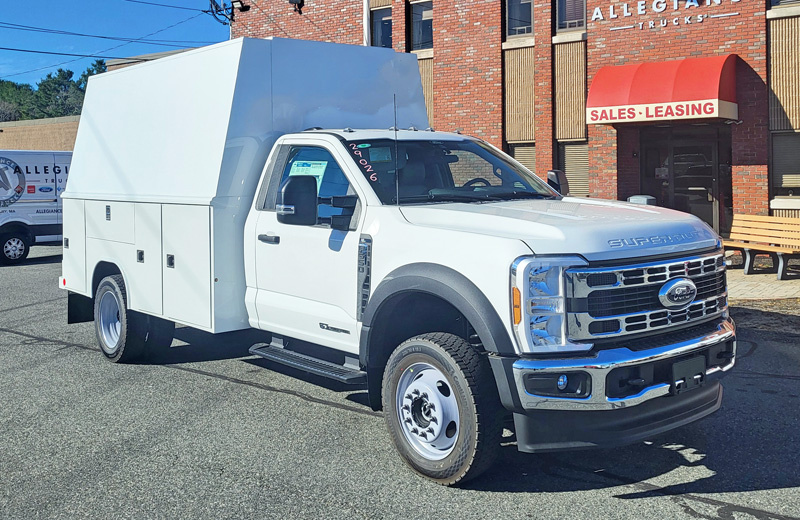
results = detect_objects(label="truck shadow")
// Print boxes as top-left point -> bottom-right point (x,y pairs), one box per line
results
144,326 -> 268,364
147,328 -> 369,396
242,357 -> 367,394
465,311 -> 800,497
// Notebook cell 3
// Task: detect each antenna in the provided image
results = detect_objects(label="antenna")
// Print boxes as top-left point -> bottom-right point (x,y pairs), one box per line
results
393,94 -> 400,206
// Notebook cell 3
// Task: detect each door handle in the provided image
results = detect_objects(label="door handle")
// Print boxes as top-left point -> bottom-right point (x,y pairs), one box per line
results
258,234 -> 280,244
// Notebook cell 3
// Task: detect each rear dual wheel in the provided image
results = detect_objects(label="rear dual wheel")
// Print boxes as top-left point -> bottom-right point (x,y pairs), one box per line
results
94,274 -> 174,363
382,333 -> 502,486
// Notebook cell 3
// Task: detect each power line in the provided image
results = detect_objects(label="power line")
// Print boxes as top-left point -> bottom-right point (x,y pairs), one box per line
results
0,21 -> 219,48
0,13 -> 205,80
0,47 -> 149,60
122,0 -> 209,12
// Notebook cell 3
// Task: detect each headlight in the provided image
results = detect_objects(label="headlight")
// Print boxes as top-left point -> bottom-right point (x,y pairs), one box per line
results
511,255 -> 593,354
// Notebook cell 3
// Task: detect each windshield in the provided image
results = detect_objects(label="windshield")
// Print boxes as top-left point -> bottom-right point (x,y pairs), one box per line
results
344,138 -> 558,205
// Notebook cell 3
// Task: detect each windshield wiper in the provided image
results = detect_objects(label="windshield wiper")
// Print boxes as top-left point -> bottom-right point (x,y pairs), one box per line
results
484,191 -> 558,200
395,191 -> 557,204
396,193 -> 494,204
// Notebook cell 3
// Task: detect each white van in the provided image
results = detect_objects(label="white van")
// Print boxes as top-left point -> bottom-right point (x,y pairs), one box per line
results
0,150 -> 71,264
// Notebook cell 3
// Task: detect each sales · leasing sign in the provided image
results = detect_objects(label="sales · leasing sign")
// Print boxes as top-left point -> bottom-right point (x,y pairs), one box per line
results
589,99 -> 738,124
585,54 -> 739,125
591,0 -> 741,32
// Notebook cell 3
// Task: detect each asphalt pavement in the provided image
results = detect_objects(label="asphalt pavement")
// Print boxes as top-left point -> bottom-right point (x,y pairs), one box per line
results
1,246 -> 799,520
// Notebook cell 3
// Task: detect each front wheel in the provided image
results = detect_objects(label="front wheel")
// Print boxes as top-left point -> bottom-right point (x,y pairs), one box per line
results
381,333 -> 502,486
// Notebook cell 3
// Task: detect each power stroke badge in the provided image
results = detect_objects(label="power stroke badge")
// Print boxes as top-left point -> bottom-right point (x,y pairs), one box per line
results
0,157 -> 25,208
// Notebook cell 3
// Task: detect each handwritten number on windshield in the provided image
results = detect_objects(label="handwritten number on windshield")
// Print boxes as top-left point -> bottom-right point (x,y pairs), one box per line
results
349,143 -> 378,181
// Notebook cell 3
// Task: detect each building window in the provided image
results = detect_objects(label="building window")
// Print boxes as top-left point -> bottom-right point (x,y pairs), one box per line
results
510,143 -> 536,175
507,0 -> 532,37
772,0 -> 800,6
410,1 -> 433,50
371,7 -> 392,48
772,133 -> 800,196
557,0 -> 585,31
558,142 -> 589,196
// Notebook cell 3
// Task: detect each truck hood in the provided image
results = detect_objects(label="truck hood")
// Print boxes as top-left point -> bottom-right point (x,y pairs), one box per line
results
399,197 -> 720,262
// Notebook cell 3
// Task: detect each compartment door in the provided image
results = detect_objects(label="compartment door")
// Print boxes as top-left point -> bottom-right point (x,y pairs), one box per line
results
162,205 -> 211,329
61,198 -> 86,294
130,203 -> 163,315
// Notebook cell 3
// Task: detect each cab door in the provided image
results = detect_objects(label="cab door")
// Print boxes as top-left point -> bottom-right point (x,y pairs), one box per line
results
253,139 -> 363,354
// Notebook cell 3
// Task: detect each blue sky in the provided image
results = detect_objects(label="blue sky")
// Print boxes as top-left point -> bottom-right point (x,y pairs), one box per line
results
0,1 -> 230,86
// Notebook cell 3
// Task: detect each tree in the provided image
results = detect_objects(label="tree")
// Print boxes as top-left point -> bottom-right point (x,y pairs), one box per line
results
0,80 -> 35,119
0,100 -> 21,122
32,69 -> 84,118
0,59 -> 106,120
77,59 -> 107,91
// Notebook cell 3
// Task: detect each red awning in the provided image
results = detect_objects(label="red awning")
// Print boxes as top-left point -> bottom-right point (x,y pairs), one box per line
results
586,54 -> 738,124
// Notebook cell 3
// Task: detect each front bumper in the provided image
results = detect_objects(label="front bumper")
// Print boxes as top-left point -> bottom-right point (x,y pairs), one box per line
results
511,316 -> 735,411
487,316 -> 735,452
513,380 -> 724,452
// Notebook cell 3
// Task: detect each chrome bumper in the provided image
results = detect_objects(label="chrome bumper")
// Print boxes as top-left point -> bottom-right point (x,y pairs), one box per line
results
512,317 -> 736,411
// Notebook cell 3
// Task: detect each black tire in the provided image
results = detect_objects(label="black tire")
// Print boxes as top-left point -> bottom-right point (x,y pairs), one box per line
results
93,274 -> 146,363
0,232 -> 31,265
381,332 -> 503,486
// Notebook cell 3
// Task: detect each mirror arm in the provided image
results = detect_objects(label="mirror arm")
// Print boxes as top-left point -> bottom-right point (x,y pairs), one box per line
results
318,195 -> 358,208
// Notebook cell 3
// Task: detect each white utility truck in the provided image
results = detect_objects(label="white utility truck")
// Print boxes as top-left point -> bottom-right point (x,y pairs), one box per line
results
0,150 -> 70,264
61,38 -> 736,485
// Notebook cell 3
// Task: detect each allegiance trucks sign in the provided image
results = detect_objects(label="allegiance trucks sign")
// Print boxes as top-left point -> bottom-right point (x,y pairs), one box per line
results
591,0 -> 742,32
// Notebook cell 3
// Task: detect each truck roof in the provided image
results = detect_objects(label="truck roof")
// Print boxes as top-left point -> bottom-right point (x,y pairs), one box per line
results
301,129 -> 474,142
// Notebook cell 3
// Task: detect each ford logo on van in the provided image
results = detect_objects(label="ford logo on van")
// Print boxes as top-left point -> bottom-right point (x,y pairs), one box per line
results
39,186 -> 53,193
658,278 -> 697,310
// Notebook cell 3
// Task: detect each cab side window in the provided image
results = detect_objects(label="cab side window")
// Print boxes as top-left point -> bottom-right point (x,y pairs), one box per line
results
279,146 -> 354,219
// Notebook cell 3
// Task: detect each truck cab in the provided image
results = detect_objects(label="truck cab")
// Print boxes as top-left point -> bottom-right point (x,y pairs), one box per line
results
241,128 -> 735,481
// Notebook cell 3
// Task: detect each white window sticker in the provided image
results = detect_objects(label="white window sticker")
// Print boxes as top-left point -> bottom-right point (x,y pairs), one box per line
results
289,160 -> 327,190
368,147 -> 392,163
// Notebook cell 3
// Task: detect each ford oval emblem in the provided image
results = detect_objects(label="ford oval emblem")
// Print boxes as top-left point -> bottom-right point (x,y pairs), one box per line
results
658,278 -> 697,310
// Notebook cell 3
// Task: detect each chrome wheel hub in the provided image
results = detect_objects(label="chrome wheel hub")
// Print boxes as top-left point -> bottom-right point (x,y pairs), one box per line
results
98,291 -> 122,352
396,362 -> 460,460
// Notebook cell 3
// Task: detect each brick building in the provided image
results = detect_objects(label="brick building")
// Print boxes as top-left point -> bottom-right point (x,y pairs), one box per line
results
0,116 -> 80,151
232,0 -> 800,234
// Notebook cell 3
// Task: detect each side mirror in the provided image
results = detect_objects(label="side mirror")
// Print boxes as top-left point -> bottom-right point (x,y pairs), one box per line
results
277,175 -> 317,226
547,169 -> 570,196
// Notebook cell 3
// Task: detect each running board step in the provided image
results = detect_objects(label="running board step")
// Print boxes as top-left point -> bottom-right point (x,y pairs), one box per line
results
249,343 -> 367,385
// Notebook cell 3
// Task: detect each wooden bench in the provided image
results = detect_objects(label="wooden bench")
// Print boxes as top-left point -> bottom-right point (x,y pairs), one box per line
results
723,214 -> 800,280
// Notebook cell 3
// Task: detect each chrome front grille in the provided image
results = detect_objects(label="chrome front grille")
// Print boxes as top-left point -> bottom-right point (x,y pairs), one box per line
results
578,270 -> 726,317
565,251 -> 727,342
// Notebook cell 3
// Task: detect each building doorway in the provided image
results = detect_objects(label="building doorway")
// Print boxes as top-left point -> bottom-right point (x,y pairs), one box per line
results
639,125 -> 733,236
